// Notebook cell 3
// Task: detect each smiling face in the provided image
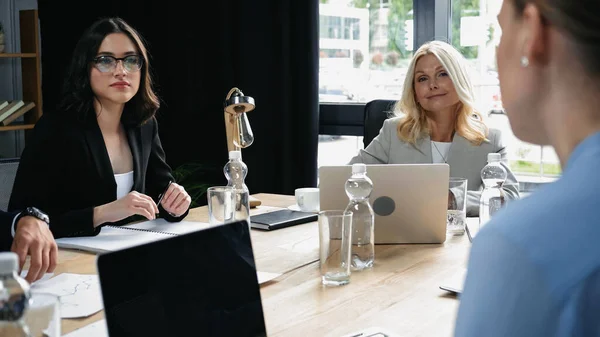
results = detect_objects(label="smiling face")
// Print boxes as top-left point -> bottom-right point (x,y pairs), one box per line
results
90,33 -> 141,107
413,54 -> 461,114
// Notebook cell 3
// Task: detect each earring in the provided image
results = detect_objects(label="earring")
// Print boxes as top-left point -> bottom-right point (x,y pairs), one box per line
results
520,56 -> 529,67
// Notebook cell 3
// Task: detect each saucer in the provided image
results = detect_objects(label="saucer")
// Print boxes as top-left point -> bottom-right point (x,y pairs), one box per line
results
287,204 -> 319,213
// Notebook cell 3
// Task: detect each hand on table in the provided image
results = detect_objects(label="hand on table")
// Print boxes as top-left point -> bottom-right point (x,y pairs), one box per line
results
94,191 -> 159,226
12,215 -> 58,283
160,182 -> 191,217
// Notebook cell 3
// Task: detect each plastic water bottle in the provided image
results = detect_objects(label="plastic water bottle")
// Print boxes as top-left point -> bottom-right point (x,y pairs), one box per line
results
0,252 -> 31,337
223,150 -> 250,223
344,163 -> 375,271
479,153 -> 507,228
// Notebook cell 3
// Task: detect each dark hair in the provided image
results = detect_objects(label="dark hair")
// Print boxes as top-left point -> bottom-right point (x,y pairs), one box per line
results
512,0 -> 600,75
57,17 -> 159,126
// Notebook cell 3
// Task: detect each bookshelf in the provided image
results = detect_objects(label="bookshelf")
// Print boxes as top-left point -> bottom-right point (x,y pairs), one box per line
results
0,9 -> 42,132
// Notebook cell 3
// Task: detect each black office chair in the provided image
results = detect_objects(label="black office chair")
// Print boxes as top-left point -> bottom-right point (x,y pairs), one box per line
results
0,158 -> 19,211
363,99 -> 398,148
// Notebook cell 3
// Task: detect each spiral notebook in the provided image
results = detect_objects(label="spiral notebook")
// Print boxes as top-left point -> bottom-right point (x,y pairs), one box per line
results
55,219 -> 212,254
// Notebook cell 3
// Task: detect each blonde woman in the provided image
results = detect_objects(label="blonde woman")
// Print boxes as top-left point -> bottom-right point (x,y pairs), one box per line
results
349,40 -> 519,215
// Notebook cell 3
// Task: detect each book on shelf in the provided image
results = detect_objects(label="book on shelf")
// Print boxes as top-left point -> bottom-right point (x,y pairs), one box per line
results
0,101 -> 8,111
0,101 -> 35,126
0,100 -> 25,123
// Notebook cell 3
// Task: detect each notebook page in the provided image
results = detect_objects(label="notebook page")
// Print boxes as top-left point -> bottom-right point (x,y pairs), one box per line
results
55,225 -> 171,253
122,218 -> 213,235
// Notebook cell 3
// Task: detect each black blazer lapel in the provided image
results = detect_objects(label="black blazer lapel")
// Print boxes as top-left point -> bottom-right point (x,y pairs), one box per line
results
126,126 -> 144,192
83,120 -> 117,196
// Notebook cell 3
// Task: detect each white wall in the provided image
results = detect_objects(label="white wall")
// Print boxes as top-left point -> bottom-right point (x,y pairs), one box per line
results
0,0 -> 38,158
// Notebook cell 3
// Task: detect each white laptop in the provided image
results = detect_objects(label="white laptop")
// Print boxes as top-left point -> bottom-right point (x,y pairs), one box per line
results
319,164 -> 449,244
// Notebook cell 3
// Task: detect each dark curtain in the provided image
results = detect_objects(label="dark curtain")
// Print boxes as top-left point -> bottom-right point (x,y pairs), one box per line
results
36,0 -> 319,205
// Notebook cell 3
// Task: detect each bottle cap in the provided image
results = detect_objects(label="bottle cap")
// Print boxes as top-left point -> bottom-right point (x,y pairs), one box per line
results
487,153 -> 501,163
352,163 -> 367,174
229,150 -> 242,160
0,252 -> 18,275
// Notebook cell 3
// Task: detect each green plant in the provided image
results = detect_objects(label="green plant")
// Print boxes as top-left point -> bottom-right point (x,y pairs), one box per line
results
515,146 -> 532,166
171,161 -> 221,208
509,160 -> 562,176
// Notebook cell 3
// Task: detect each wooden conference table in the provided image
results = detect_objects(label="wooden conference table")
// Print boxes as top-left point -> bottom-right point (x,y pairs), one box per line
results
51,193 -> 472,337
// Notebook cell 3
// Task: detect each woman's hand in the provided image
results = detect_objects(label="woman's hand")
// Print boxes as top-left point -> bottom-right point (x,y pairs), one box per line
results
93,191 -> 159,227
160,182 -> 191,217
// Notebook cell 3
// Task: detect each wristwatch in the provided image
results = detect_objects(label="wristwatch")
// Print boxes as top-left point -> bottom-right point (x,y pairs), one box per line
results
16,206 -> 50,225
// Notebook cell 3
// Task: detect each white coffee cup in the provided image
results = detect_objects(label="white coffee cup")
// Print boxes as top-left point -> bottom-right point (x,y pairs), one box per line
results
295,187 -> 320,212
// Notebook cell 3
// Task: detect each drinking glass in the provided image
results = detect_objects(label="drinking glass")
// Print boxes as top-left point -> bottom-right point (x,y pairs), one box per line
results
23,293 -> 61,337
318,210 -> 353,286
207,186 -> 235,225
447,177 -> 468,235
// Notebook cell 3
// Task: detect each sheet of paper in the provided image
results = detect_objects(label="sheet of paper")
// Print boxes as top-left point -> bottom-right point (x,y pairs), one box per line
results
63,319 -> 108,337
19,270 -> 54,284
257,271 -> 280,284
30,273 -> 103,319
124,218 -> 213,235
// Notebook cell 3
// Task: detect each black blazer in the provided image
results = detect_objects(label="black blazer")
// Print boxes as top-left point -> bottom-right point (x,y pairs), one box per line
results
8,112 -> 189,239
0,210 -> 18,251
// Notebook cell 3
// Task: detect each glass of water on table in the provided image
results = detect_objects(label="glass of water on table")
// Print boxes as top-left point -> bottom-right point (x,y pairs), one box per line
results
318,210 -> 353,286
447,177 -> 468,236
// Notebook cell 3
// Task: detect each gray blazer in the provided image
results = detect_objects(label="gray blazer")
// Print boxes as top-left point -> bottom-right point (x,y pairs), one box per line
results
349,117 -> 520,216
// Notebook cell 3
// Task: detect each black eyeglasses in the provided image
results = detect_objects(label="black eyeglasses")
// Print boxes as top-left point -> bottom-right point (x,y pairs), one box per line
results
92,55 -> 143,73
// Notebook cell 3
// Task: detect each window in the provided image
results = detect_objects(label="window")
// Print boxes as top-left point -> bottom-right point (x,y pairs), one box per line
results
318,0 -> 414,166
317,135 -> 364,168
318,0 -> 413,105
452,0 -> 560,179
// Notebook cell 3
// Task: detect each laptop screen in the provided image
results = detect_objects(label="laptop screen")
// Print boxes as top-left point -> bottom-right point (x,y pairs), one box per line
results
97,220 -> 267,337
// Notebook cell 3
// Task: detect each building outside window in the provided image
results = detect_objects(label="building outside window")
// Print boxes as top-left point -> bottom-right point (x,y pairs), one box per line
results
318,0 -> 413,168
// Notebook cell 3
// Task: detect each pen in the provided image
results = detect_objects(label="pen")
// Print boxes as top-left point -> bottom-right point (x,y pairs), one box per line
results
157,180 -> 173,207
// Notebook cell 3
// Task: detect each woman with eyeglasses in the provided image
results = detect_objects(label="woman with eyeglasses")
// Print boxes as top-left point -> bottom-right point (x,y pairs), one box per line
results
454,0 -> 600,336
8,18 -> 192,239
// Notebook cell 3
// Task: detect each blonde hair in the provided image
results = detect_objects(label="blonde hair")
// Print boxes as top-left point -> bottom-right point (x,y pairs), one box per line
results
394,40 -> 488,145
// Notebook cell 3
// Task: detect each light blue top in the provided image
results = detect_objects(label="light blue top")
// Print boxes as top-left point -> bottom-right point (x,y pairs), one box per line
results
454,132 -> 600,337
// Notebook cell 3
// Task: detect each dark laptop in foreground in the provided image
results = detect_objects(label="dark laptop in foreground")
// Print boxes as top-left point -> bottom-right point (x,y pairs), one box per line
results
96,220 -> 267,337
